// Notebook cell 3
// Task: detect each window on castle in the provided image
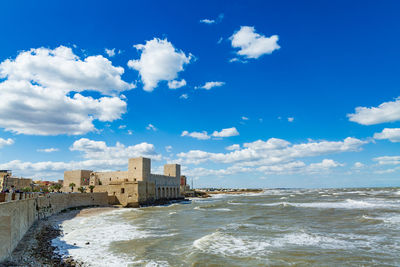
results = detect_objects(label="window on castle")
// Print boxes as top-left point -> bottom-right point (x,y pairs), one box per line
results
121,188 -> 125,194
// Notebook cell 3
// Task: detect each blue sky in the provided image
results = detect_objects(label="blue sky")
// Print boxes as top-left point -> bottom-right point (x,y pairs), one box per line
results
0,0 -> 400,188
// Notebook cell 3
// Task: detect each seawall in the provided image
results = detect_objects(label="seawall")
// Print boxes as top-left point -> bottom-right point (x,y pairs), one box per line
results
0,192 -> 108,262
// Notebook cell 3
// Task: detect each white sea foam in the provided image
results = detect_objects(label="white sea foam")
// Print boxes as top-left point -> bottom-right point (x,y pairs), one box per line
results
272,232 -> 353,249
260,199 -> 399,210
193,232 -> 271,257
212,208 -> 231,212
52,209 -> 148,266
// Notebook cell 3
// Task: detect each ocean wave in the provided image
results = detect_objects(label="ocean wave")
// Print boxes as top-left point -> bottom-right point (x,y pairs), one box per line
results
259,199 -> 399,210
272,232 -> 354,249
52,209 -> 151,266
193,232 -> 271,257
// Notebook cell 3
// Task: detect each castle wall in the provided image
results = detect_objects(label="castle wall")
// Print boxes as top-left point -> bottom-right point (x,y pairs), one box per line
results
0,192 -> 108,262
128,157 -> 151,181
92,171 -> 128,186
63,170 -> 92,191
0,177 -> 32,191
62,157 -> 183,207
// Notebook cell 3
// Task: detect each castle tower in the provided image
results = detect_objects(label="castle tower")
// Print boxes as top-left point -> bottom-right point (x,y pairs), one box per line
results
164,164 -> 181,178
128,157 -> 151,181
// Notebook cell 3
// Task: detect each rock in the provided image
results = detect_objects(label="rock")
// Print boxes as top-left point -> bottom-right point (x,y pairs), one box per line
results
85,242 -> 90,245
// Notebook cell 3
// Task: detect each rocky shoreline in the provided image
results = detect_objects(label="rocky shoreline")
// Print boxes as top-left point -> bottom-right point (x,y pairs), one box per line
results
0,210 -> 85,267
0,200 -> 191,267
0,206 -> 119,267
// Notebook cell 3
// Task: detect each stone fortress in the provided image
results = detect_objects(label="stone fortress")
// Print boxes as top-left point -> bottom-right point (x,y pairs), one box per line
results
63,157 -> 182,207
0,170 -> 32,192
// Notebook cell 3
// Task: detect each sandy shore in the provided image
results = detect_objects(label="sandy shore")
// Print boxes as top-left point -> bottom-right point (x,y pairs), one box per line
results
0,206 -> 118,267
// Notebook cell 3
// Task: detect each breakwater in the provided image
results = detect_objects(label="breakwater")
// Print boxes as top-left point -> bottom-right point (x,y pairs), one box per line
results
0,192 -> 108,262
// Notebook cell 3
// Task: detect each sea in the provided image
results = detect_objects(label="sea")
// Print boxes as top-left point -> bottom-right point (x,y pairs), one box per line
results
52,187 -> 400,266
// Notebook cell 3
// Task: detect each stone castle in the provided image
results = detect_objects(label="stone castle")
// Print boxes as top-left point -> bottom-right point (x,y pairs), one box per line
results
63,157 -> 182,207
0,170 -> 32,192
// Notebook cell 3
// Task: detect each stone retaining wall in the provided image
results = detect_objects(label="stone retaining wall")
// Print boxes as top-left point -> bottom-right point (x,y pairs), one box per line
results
0,192 -> 108,262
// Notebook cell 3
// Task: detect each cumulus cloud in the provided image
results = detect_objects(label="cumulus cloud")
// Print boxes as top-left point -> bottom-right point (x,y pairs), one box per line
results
177,137 -> 367,166
241,116 -> 249,121
348,97 -> 400,125
197,81 -> 225,90
180,94 -> 189,99
146,124 -> 157,131
212,127 -> 239,137
105,48 -> 116,57
373,128 -> 400,142
288,117 -> 294,122
0,46 -> 134,135
0,138 -> 14,148
0,138 -> 161,178
165,145 -> 172,152
225,144 -> 240,151
168,79 -> 187,89
37,148 -> 59,153
181,130 -> 210,140
230,26 -> 280,59
353,162 -> 365,168
128,38 -> 192,91
181,127 -> 239,140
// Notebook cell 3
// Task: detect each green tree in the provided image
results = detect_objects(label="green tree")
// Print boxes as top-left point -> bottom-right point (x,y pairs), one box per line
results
21,187 -> 31,192
69,183 -> 76,192
77,186 -> 86,193
52,184 -> 62,192
88,185 -> 95,193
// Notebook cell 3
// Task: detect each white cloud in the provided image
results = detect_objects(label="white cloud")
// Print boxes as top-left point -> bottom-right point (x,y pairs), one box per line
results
230,26 -> 280,59
241,116 -> 249,121
105,48 -> 115,57
128,38 -> 192,92
37,148 -> 59,153
127,130 -> 133,135
353,162 -> 365,168
181,130 -> 210,140
199,14 -> 224,25
226,144 -> 240,151
177,137 -> 367,166
229,57 -> 248,63
0,46 -> 134,135
197,81 -> 225,90
0,138 -> 161,178
0,138 -> 14,148
180,94 -> 189,99
168,79 -> 187,89
373,128 -> 400,142
165,145 -> 172,152
146,124 -> 157,131
212,127 -> 239,137
118,125 -> 127,129
288,117 -> 294,122
373,156 -> 400,165
185,158 -> 343,178
348,97 -> 400,125
199,19 -> 215,24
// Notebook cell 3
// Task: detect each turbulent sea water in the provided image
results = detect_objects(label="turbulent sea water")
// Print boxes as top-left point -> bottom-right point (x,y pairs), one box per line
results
52,188 -> 400,266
